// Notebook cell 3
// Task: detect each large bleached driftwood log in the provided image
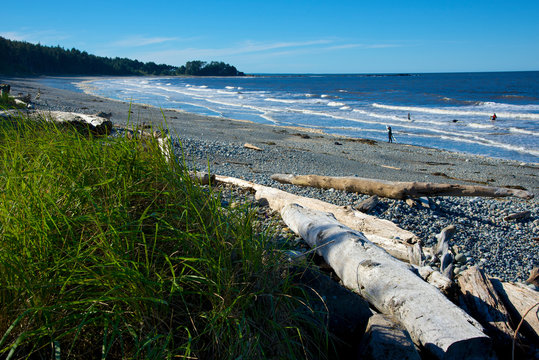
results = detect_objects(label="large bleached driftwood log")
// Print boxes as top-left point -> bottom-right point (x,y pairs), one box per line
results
280,204 -> 494,360
271,173 -> 534,200
458,267 -> 515,349
214,175 -> 416,260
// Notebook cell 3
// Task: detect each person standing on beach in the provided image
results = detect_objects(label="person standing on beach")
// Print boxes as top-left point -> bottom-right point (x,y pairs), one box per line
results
387,126 -> 394,143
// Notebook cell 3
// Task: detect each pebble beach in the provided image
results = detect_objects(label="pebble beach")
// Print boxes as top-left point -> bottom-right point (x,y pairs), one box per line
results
4,76 -> 539,284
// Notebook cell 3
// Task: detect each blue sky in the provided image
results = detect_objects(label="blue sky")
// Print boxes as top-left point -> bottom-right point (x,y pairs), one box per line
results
2,0 -> 538,74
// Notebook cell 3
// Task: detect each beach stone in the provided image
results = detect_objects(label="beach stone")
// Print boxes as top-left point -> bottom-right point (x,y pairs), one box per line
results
455,253 -> 467,264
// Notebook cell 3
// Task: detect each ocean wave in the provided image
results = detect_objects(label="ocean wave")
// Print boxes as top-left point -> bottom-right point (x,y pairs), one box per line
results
265,97 -> 302,104
372,103 -> 539,120
509,127 -> 539,136
466,123 -> 496,129
327,101 -> 346,107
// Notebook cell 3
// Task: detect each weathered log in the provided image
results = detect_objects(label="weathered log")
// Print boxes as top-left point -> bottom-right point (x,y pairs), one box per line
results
270,173 -> 533,200
214,175 -> 417,260
45,111 -> 113,135
407,242 -> 424,266
526,267 -> 539,287
280,204 -> 493,360
413,266 -> 454,295
357,314 -> 421,360
427,270 -> 454,295
435,225 -> 456,256
490,279 -> 539,343
356,195 -> 380,213
458,267 -> 515,351
503,210 -> 531,222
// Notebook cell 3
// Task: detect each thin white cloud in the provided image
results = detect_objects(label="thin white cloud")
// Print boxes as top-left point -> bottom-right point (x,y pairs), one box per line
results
0,30 -> 70,44
132,39 -> 335,62
110,36 -> 182,48
325,43 -> 401,50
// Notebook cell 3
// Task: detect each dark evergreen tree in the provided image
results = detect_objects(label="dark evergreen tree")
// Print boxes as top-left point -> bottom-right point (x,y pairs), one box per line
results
0,37 -> 244,77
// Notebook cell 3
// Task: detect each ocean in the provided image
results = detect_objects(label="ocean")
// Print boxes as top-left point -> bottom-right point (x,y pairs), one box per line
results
53,72 -> 539,163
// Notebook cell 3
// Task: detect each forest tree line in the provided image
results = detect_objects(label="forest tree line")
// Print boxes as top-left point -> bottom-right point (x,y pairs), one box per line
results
0,37 -> 244,76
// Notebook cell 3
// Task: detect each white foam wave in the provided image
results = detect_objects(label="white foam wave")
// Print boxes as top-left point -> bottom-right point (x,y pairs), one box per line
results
265,97 -> 301,104
509,127 -> 539,136
328,101 -> 345,107
467,123 -> 496,129
372,103 -> 539,120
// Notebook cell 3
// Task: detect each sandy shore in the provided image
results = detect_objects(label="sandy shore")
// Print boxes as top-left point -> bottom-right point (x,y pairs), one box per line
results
4,76 -> 538,198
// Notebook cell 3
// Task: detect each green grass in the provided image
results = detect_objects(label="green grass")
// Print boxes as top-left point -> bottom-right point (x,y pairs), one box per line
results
0,114 -> 331,359
0,93 -> 25,109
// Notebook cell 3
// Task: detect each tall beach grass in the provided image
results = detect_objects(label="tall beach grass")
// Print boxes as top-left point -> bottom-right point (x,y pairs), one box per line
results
0,112 -> 331,359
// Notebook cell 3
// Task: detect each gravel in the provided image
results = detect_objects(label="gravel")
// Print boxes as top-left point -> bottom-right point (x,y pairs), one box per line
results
5,76 -> 538,284
175,136 -> 539,284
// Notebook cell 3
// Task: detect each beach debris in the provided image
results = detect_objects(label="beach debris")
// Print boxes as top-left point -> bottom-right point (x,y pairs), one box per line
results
357,314 -> 421,360
188,171 -> 215,185
280,203 -> 493,360
380,164 -> 402,170
490,279 -> 539,344
270,173 -> 534,200
405,198 -> 417,207
355,195 -> 380,213
243,142 -> 263,151
503,210 -> 531,222
526,267 -> 539,287
407,241 -> 425,266
0,83 -> 11,96
457,267 -> 516,353
95,111 -> 112,119
214,175 -> 417,261
44,111 -> 112,135
435,225 -> 457,256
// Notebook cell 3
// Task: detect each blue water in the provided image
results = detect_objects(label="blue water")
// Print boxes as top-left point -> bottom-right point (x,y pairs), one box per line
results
66,72 -> 539,163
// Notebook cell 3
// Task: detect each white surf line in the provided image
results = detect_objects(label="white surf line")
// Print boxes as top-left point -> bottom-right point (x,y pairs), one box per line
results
372,103 -> 539,120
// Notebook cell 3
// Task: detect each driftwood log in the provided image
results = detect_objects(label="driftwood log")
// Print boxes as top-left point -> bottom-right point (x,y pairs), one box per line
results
355,195 -> 380,213
490,279 -> 539,343
458,267 -> 515,351
214,175 -> 417,260
526,267 -> 539,287
357,314 -> 421,360
271,173 -> 533,200
280,203 -> 493,360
